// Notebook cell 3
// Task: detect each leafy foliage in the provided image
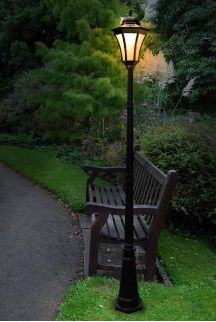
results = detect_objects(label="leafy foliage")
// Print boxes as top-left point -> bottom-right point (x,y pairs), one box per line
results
139,116 -> 216,226
43,0 -> 119,40
155,0 -> 216,112
120,0 -> 145,19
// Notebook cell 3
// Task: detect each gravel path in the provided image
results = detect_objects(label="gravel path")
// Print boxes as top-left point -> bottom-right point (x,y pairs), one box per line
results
0,163 -> 80,321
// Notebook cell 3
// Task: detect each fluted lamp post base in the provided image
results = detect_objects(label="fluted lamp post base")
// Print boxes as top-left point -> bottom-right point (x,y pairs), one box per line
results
115,245 -> 143,314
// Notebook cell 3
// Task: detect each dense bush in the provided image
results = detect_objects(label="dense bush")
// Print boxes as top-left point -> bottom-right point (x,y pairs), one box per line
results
138,116 -> 216,227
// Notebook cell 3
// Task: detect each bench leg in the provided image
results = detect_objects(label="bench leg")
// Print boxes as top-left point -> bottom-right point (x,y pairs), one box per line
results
144,243 -> 157,282
88,229 -> 99,276
87,212 -> 109,276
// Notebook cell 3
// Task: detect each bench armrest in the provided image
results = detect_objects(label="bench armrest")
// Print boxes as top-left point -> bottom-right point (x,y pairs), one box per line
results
85,202 -> 158,216
83,165 -> 126,174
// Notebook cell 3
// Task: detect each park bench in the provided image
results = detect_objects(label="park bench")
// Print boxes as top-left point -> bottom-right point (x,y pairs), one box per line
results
81,149 -> 177,282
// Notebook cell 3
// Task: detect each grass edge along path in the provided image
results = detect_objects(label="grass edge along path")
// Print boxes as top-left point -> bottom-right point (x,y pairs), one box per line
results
0,146 -> 215,320
0,145 -> 87,212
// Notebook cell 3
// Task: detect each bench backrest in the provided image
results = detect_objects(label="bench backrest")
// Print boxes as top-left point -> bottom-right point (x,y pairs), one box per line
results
134,152 -> 167,206
133,152 -> 177,234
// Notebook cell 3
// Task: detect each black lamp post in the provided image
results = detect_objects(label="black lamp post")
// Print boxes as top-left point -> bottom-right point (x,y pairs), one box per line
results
112,12 -> 148,314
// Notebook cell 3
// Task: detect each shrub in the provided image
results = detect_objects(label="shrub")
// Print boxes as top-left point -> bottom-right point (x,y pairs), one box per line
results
105,141 -> 126,166
0,73 -> 43,134
0,134 -> 36,147
138,115 -> 216,227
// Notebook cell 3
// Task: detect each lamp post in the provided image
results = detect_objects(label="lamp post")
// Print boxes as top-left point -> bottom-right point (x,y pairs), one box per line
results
112,12 -> 148,314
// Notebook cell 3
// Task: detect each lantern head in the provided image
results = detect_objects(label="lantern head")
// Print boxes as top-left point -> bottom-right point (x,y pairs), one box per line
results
112,12 -> 148,65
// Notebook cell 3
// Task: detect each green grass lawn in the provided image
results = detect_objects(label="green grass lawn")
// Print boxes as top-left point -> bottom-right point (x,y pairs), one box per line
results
57,230 -> 216,321
0,145 -> 215,320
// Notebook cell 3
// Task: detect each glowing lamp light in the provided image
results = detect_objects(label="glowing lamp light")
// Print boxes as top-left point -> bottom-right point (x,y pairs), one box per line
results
112,12 -> 148,65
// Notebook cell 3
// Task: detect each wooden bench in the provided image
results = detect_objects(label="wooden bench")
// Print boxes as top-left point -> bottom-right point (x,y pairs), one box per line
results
81,150 -> 177,281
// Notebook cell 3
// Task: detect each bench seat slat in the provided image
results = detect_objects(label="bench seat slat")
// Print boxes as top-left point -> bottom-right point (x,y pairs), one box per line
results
100,214 -> 148,241
116,185 -> 126,204
106,214 -> 119,239
112,214 -> 125,240
133,215 -> 146,239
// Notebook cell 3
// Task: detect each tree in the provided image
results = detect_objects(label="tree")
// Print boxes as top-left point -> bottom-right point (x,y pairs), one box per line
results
0,0 -> 58,97
155,0 -> 216,113
31,0 -> 126,142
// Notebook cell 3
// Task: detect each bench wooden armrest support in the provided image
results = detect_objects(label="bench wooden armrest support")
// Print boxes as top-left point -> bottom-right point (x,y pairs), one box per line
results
84,166 -> 126,194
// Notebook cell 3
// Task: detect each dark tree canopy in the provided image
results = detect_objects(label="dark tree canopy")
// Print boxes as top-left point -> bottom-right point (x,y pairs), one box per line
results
155,0 -> 216,112
0,0 -> 58,96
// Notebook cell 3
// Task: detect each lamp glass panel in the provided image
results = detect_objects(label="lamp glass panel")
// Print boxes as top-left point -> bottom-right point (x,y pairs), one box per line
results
124,33 -> 137,61
135,34 -> 145,61
116,34 -> 126,61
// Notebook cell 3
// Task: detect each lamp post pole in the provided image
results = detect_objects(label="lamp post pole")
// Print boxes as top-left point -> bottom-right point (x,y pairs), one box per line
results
116,64 -> 142,313
112,12 -> 148,313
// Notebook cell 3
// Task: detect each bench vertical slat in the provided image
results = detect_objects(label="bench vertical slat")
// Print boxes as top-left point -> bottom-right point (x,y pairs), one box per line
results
100,187 -> 109,204
147,178 -> 158,205
88,184 -> 94,202
134,161 -> 142,195
145,178 -> 157,205
142,176 -> 154,204
135,168 -> 149,204
94,186 -> 102,203
133,160 -> 140,188
134,165 -> 147,202
116,185 -> 126,204
152,183 -> 162,205
139,172 -> 152,204
111,186 -> 124,206
106,187 -> 116,205
138,171 -> 150,204
143,176 -> 156,205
